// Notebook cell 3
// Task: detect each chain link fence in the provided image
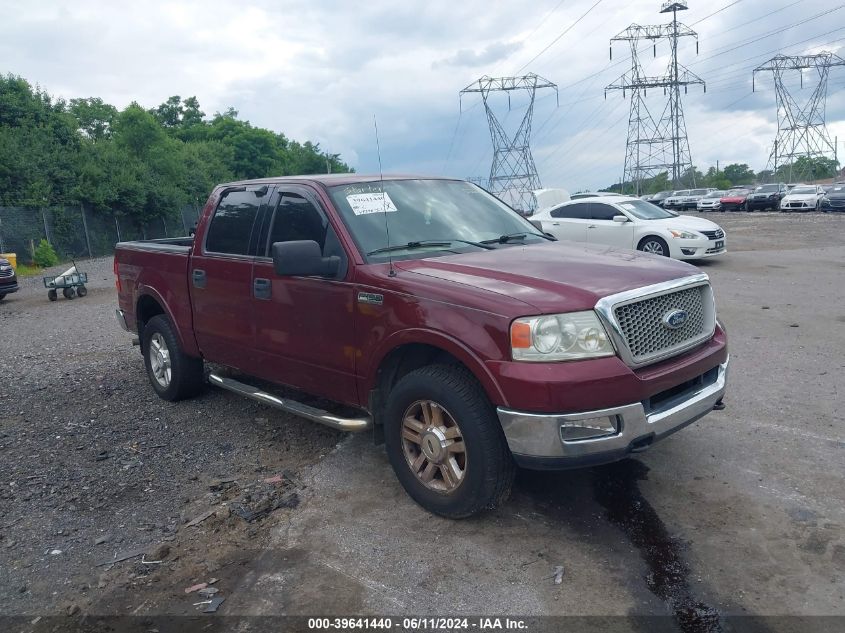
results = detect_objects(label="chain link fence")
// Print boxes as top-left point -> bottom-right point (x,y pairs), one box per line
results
0,205 -> 201,262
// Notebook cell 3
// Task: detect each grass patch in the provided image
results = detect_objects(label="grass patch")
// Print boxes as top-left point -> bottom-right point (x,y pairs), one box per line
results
14,263 -> 42,277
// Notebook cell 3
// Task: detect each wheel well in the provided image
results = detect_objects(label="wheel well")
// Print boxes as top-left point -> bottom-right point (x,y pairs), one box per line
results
376,343 -> 463,395
638,234 -> 667,249
136,295 -> 165,339
370,343 -> 465,441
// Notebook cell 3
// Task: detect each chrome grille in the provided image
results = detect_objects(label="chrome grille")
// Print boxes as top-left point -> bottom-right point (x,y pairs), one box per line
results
699,229 -> 724,240
0,268 -> 13,278
613,286 -> 708,364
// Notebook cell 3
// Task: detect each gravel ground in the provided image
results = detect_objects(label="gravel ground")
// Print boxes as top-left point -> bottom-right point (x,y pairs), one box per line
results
1,210 -> 843,626
0,257 -> 340,616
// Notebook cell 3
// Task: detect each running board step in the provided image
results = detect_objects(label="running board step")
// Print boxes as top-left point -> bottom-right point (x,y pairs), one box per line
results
207,373 -> 372,433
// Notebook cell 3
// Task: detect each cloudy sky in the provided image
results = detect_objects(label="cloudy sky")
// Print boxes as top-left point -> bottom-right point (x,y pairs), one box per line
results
2,0 -> 844,190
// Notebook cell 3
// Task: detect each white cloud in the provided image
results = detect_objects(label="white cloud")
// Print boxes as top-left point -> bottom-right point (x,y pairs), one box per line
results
0,0 -> 842,189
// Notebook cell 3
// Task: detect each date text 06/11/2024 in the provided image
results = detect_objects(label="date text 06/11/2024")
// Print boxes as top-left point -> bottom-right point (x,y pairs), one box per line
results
307,617 -> 529,630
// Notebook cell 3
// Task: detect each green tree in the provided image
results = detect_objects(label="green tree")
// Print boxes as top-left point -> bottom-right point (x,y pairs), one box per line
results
721,163 -> 756,185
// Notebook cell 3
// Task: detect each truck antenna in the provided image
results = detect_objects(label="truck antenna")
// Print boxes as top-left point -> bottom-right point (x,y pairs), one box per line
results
373,114 -> 396,278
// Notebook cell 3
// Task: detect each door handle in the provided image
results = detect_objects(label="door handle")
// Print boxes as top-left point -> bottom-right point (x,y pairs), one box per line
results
192,269 -> 206,289
588,225 -> 597,229
552,222 -> 560,226
253,277 -> 271,300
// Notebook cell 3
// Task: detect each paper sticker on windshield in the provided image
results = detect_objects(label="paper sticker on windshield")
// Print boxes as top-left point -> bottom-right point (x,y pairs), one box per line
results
347,192 -> 398,215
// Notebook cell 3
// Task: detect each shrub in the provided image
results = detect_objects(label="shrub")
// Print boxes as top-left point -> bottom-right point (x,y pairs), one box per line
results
33,239 -> 59,268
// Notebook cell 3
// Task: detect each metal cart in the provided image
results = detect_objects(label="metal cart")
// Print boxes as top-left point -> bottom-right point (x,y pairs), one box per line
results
43,262 -> 88,301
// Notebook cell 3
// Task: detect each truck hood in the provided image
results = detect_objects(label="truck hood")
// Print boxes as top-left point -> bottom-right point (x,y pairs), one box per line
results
394,241 -> 700,314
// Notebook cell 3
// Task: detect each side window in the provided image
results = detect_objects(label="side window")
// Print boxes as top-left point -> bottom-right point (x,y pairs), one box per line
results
265,192 -> 328,256
205,190 -> 262,255
551,203 -> 590,219
589,203 -> 619,221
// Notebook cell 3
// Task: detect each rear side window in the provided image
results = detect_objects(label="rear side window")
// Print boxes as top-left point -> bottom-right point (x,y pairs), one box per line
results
205,190 -> 263,255
551,203 -> 590,219
264,192 -> 328,255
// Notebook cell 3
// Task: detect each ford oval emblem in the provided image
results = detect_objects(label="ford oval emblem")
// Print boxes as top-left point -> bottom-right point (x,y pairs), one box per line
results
662,309 -> 688,329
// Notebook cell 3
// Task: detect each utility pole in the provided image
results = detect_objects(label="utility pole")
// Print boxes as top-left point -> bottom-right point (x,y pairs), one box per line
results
460,74 -> 558,213
753,52 -> 845,182
606,1 -> 704,192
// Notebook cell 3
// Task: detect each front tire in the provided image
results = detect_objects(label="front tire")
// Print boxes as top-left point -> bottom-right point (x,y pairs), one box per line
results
142,314 -> 204,401
384,365 -> 514,518
638,236 -> 670,257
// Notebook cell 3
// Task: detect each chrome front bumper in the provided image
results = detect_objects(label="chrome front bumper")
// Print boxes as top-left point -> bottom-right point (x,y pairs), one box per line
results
497,357 -> 728,467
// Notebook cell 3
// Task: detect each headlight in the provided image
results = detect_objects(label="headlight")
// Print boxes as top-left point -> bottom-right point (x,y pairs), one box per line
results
668,229 -> 700,239
511,311 -> 615,362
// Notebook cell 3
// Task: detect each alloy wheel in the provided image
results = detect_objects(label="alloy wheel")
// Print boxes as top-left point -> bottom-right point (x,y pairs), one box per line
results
401,400 -> 466,494
149,333 -> 172,388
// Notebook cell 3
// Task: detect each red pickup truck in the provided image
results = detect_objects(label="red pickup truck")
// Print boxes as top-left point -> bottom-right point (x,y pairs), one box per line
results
114,175 -> 728,518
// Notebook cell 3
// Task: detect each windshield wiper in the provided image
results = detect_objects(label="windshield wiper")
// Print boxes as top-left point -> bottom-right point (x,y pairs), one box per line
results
367,239 -> 494,256
480,232 -> 555,244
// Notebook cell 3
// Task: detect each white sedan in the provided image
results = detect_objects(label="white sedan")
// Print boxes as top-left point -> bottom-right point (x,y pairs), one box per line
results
531,196 -> 727,260
779,184 -> 825,211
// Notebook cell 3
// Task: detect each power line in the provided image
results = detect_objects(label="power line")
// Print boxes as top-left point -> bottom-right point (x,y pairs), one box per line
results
515,0 -> 605,73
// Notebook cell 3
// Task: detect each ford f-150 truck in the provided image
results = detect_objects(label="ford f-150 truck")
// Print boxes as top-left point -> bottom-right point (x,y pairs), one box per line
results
114,175 -> 728,518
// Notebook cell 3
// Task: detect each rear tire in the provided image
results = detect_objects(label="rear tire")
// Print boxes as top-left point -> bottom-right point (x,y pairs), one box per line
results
384,364 -> 514,518
638,236 -> 670,257
76,285 -> 88,297
142,314 -> 204,401
48,289 -> 57,301
62,287 -> 75,299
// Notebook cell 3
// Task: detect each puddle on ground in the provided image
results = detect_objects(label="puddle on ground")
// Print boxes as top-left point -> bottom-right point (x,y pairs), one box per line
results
591,459 -> 722,633
516,459 -> 724,633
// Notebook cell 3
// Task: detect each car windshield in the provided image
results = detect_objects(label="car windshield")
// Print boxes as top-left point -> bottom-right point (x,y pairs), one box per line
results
705,191 -> 724,198
755,184 -> 779,192
617,199 -> 677,220
690,189 -> 708,195
725,189 -> 748,196
673,190 -> 690,196
790,186 -> 816,194
328,179 -> 547,262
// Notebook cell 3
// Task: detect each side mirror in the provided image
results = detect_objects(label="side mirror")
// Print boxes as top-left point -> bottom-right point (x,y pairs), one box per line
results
529,219 -> 545,232
612,215 -> 629,223
272,240 -> 339,277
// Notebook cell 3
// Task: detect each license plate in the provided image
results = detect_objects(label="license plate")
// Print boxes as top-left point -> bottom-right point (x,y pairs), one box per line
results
715,240 -> 724,249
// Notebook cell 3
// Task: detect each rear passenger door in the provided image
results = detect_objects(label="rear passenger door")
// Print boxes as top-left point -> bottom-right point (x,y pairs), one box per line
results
190,185 -> 269,372
545,203 -> 591,242
249,186 -> 359,406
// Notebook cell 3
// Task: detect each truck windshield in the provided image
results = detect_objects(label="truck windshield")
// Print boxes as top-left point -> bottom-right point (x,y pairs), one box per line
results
328,179 -> 547,261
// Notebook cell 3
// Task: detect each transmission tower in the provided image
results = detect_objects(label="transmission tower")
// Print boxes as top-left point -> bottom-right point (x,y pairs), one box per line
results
606,1 -> 705,194
753,52 -> 845,182
460,74 -> 558,212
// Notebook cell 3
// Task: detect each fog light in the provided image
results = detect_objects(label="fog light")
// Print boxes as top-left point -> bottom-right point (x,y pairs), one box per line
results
681,248 -> 697,256
560,416 -> 618,441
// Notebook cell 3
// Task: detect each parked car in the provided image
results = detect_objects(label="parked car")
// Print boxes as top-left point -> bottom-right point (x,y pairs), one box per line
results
114,175 -> 729,518
570,191 -> 627,199
0,257 -> 19,301
663,190 -> 689,209
531,195 -> 726,260
677,188 -> 715,210
779,184 -> 825,211
719,188 -> 753,212
647,190 -> 674,208
746,183 -> 788,211
697,190 -> 726,212
820,183 -> 845,212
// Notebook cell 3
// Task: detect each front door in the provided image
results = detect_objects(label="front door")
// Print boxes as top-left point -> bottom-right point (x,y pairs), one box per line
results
585,202 -> 634,249
250,187 -> 359,407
